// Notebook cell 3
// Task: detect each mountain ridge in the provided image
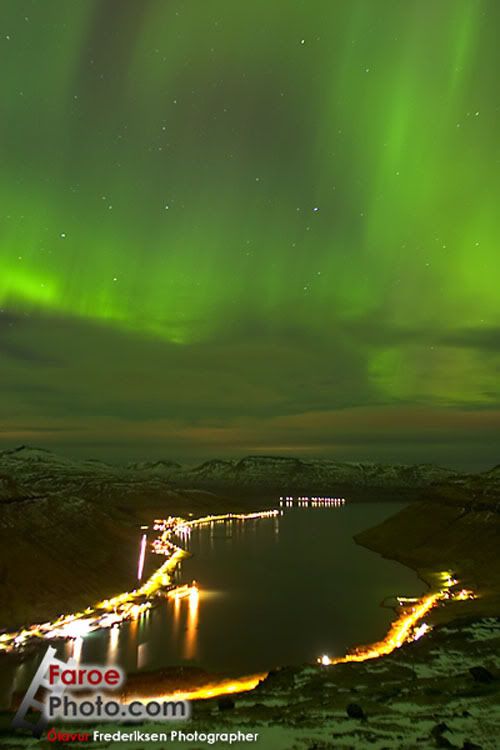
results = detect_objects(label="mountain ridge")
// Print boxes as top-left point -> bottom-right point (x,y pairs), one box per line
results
3,445 -> 499,503
0,444 -> 485,498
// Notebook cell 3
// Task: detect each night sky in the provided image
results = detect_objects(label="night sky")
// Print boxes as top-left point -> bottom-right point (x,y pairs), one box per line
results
1,1 -> 498,469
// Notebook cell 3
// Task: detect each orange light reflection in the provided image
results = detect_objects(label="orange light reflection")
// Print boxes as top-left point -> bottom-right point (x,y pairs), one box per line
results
184,588 -> 199,660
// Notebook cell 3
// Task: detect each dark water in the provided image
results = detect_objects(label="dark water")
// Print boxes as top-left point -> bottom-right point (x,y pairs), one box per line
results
0,503 -> 424,706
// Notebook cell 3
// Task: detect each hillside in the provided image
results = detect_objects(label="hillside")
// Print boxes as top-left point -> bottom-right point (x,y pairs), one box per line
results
0,448 -> 237,630
0,446 -> 498,631
356,473 -> 500,622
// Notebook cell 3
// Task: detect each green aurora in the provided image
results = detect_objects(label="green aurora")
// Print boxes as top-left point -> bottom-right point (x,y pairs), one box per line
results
0,1 -> 498,467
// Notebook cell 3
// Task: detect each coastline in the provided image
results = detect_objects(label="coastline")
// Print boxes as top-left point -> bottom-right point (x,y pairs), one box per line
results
3,492 -> 497,683
0,510 -> 279,658
354,494 -> 500,625
0,489 -> 251,632
2,498 -> 500,749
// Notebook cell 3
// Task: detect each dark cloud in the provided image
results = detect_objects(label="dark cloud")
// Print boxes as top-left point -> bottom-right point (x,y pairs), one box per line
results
0,313 -> 381,421
340,317 -> 500,356
441,327 -> 500,352
0,311 -> 498,471
0,314 -> 62,364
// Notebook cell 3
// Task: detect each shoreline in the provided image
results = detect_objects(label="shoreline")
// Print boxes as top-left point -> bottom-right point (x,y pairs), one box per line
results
0,510 -> 279,658
354,495 -> 500,625
2,497 -> 490,708
0,502 -> 488,724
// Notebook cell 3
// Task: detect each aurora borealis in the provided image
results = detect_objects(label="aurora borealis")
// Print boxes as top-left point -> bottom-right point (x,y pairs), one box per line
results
0,1 -> 498,467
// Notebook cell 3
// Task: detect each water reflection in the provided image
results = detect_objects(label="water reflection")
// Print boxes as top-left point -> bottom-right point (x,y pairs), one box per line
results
72,636 -> 83,663
172,595 -> 181,637
137,641 -> 149,669
107,625 -> 119,664
184,588 -> 200,660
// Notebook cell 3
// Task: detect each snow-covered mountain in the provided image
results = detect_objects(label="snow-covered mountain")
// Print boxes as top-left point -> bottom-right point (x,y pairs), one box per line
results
0,445 -> 466,500
0,445 -> 180,503
127,459 -> 182,474
165,454 -> 460,491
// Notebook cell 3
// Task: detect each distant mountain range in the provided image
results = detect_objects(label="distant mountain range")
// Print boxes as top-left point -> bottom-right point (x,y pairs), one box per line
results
1,445 -> 498,501
127,454 -> 461,492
